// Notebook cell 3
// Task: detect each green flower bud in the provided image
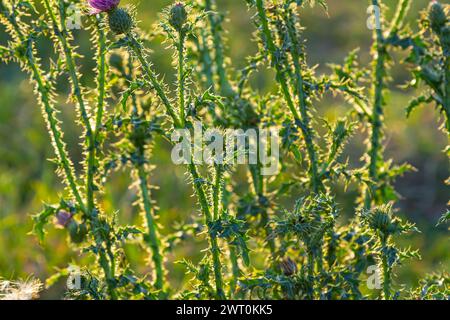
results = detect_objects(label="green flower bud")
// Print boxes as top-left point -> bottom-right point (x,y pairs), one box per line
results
429,2 -> 447,34
67,220 -> 88,244
370,211 -> 390,233
169,2 -> 187,31
108,8 -> 133,35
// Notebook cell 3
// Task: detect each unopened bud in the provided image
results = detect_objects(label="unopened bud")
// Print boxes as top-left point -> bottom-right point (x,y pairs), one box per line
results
371,211 -> 391,233
108,8 -> 133,35
429,2 -> 447,34
169,2 -> 187,31
67,220 -> 88,244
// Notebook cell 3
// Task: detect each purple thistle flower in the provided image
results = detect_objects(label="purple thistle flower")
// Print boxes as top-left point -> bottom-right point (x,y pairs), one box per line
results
88,0 -> 120,14
55,210 -> 73,227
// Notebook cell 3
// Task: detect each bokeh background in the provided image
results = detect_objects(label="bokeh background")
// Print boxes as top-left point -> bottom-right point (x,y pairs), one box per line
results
0,0 -> 448,298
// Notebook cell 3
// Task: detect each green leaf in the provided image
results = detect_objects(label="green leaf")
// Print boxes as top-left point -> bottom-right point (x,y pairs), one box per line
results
31,204 -> 58,243
406,95 -> 433,118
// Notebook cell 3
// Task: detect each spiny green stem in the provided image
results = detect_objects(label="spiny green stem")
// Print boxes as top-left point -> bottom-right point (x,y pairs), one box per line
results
127,60 -> 165,289
97,239 -> 118,299
212,165 -> 224,221
365,0 -> 386,209
364,0 -> 412,209
387,0 -> 411,38
43,0 -> 117,298
93,19 -> 106,164
0,4 -> 85,212
178,30 -> 186,126
127,34 -> 182,128
43,0 -> 96,211
254,0 -> 300,120
207,225 -> 226,299
380,237 -> 391,300
137,165 -> 164,290
249,164 -> 276,256
307,251 -> 316,299
128,31 -> 225,299
211,165 -> 232,298
256,0 -> 322,193
28,53 -> 85,212
92,18 -> 119,301
284,8 -> 322,193
28,62 -> 86,211
189,163 -> 226,299
204,0 -> 233,96
218,173 -> 242,299
0,11 -> 116,296
229,247 -> 240,293
127,49 -> 165,289
207,0 -> 277,259
204,0 -> 269,274
198,30 -> 215,90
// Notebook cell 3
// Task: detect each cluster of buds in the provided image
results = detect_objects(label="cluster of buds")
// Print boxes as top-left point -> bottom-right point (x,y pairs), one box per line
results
88,0 -> 189,35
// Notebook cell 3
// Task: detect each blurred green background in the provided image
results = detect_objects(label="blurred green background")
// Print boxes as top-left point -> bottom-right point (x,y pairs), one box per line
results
0,0 -> 448,298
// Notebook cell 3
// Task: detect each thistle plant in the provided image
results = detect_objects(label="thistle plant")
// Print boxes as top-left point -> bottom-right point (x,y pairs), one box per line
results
188,0 -> 279,264
0,0 -> 448,301
401,1 -> 449,224
100,1 -> 232,299
252,0 -> 324,194
360,204 -> 420,299
358,0 -> 414,209
405,1 -> 449,135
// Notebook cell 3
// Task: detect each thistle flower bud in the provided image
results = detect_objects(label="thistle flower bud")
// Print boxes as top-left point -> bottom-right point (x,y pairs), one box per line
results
88,0 -> 120,14
370,211 -> 391,233
108,8 -> 133,35
67,220 -> 88,244
429,1 -> 447,34
280,257 -> 298,276
169,2 -> 187,31
55,210 -> 73,227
